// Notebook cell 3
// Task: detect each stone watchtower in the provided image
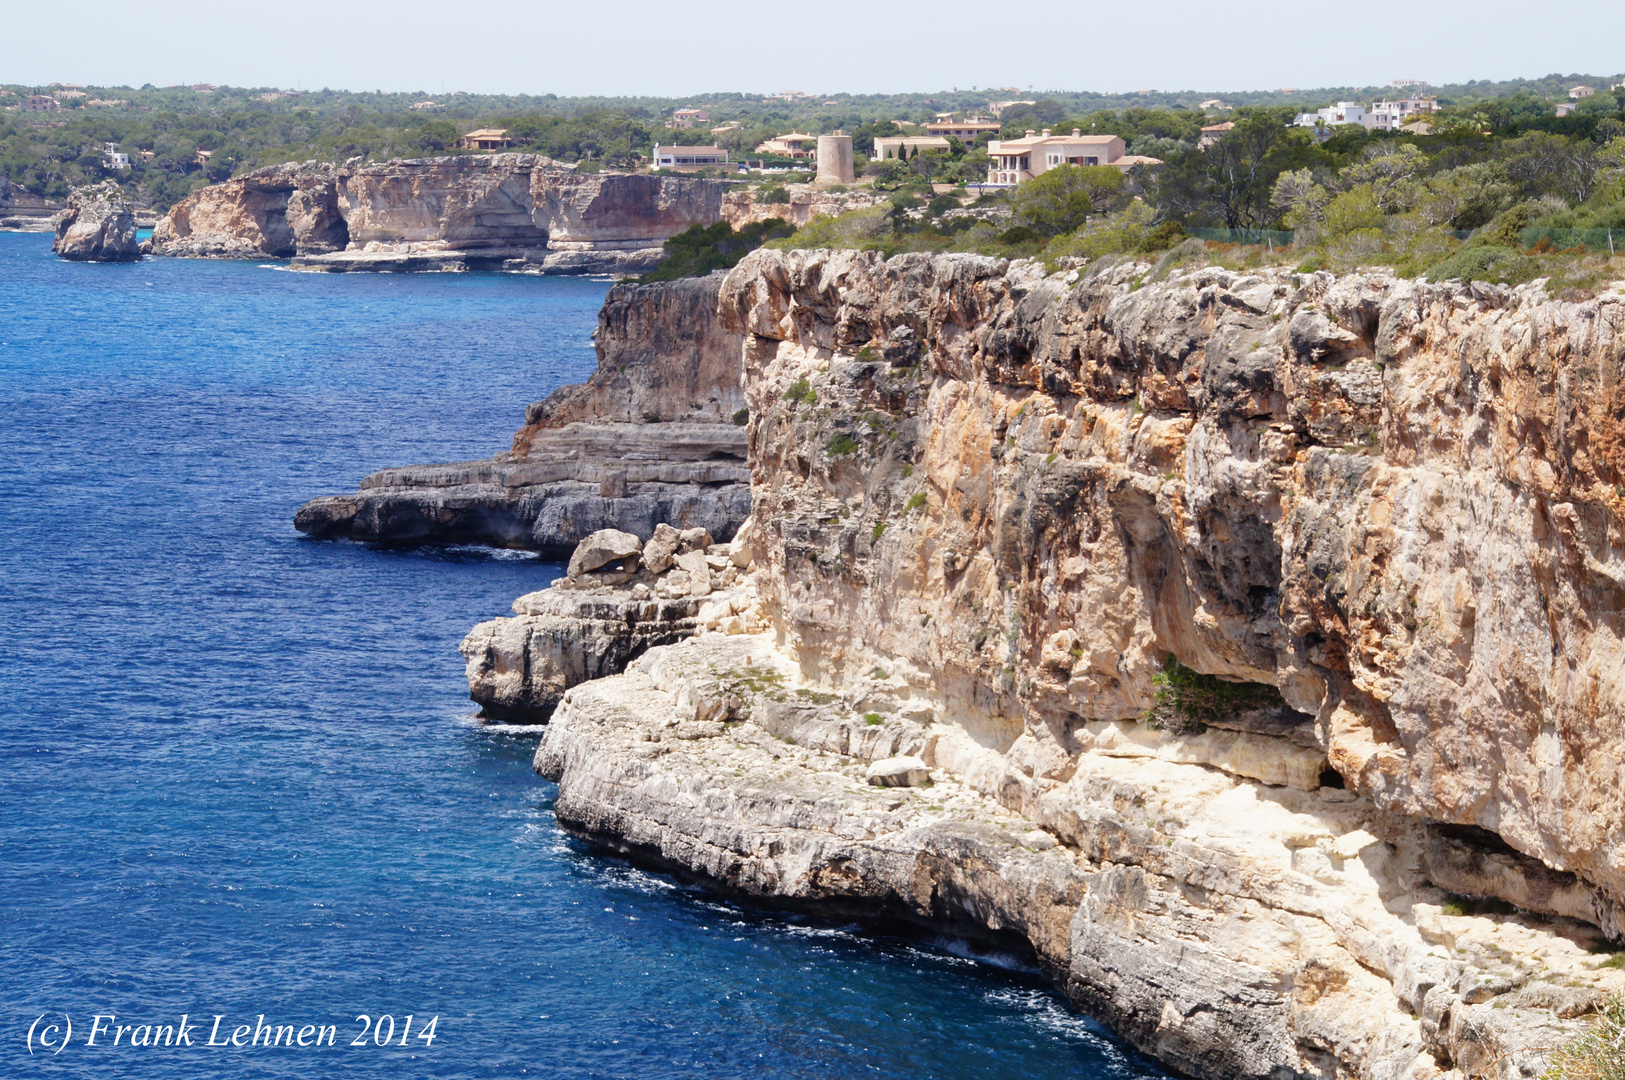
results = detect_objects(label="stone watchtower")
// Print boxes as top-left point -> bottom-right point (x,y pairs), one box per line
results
816,133 -> 854,185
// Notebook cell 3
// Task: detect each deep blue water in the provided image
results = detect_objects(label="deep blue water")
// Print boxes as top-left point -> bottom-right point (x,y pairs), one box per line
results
0,231 -> 1165,1079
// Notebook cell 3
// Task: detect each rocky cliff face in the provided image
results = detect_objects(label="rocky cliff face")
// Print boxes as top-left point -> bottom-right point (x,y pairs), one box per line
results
295,273 -> 749,553
51,182 -> 140,261
149,155 -> 730,274
525,248 -> 1625,1078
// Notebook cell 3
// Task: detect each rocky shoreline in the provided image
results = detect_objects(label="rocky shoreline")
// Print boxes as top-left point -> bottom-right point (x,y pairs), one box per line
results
323,246 -> 1625,1077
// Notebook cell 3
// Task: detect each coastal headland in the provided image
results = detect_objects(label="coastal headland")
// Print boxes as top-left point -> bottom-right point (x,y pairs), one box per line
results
307,248 -> 1625,1077
141,155 -> 879,276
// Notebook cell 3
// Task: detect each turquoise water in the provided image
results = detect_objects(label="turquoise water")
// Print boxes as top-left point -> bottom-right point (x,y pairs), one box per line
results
0,232 -> 1164,1079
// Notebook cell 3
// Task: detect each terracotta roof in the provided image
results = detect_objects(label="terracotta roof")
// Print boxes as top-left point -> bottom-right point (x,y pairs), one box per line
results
461,129 -> 510,139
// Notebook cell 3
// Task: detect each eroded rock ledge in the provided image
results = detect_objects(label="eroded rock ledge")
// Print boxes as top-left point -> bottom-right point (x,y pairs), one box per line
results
295,273 -> 750,552
516,249 -> 1625,1078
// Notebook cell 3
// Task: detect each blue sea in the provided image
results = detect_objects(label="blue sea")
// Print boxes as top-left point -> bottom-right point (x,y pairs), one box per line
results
0,231 -> 1165,1079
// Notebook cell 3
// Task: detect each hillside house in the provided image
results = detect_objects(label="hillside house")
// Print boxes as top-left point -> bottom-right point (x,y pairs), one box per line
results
984,129 -> 1161,186
1570,86 -> 1596,99
102,143 -> 130,169
669,109 -> 711,129
1198,121 -> 1234,148
457,129 -> 514,151
24,95 -> 59,112
923,119 -> 1001,142
1364,96 -> 1438,131
754,133 -> 816,159
652,144 -> 729,168
874,136 -> 952,160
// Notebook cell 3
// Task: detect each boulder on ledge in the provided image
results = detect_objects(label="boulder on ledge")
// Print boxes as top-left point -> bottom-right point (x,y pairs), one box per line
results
865,756 -> 931,788
567,529 -> 643,579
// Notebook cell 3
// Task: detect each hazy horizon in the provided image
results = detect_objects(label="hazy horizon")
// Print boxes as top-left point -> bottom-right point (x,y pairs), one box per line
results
3,0 -> 1621,100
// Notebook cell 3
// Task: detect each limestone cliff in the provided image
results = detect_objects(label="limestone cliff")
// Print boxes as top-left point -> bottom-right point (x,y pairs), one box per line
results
295,273 -> 749,553
151,155 -> 728,274
51,182 -> 140,262
521,249 -> 1625,1078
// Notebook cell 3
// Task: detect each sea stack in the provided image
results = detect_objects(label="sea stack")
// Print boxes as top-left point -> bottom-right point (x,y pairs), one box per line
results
51,182 -> 140,262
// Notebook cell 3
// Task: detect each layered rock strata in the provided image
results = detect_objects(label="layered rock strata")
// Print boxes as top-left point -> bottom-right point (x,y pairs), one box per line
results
150,155 -> 730,275
295,273 -> 750,552
51,182 -> 140,261
523,248 -> 1625,1077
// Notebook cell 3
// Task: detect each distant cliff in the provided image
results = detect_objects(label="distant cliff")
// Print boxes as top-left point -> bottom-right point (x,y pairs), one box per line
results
0,177 -> 61,233
294,272 -> 749,551
150,155 -> 731,275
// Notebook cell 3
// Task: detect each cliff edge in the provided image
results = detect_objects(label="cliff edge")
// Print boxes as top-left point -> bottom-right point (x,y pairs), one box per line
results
515,249 -> 1625,1078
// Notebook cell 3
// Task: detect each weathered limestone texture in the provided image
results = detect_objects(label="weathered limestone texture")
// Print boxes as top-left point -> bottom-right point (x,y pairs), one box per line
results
150,155 -> 729,274
51,182 -> 140,261
526,248 -> 1625,1077
295,273 -> 750,552
461,524 -> 757,720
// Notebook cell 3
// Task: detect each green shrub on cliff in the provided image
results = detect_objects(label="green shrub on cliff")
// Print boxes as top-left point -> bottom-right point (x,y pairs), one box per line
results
639,218 -> 793,283
1542,995 -> 1625,1080
1144,656 -> 1286,735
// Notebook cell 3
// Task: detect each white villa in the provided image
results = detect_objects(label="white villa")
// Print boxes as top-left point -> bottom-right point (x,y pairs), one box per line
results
984,129 -> 1162,186
652,144 -> 729,168
101,142 -> 130,169
1294,102 -> 1365,130
1363,96 -> 1438,131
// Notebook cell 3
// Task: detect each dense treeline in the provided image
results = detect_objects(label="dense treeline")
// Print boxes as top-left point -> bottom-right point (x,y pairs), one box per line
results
767,93 -> 1625,300
2,73 -> 1621,209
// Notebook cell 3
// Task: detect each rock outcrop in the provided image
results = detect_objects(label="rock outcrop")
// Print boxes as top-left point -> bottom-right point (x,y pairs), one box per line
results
150,155 -> 731,275
461,523 -> 759,720
51,182 -> 140,261
294,272 -> 750,552
517,248 -> 1625,1077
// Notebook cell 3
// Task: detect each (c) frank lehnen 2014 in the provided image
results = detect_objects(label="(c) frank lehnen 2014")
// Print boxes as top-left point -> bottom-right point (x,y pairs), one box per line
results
27,1012 -> 440,1053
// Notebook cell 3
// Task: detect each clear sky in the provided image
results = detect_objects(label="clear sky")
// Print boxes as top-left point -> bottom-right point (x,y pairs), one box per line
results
3,0 -> 1621,97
